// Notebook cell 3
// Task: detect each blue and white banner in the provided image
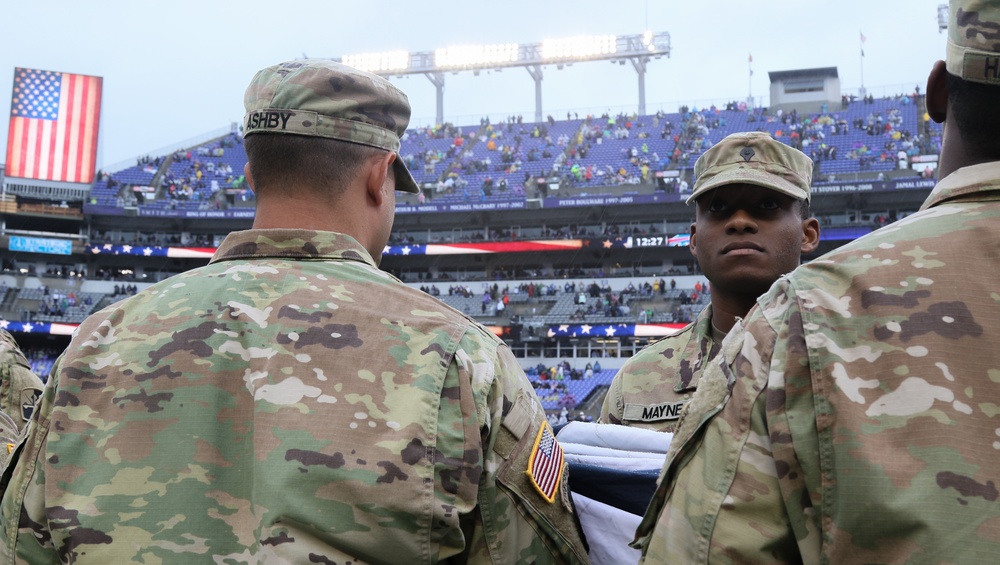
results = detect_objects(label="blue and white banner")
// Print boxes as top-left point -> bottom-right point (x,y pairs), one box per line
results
0,320 -> 77,336
8,236 -> 73,255
547,323 -> 687,339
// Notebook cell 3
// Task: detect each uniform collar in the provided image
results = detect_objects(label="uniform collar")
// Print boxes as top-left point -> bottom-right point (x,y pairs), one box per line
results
689,303 -> 715,342
209,229 -> 378,267
921,161 -> 1000,211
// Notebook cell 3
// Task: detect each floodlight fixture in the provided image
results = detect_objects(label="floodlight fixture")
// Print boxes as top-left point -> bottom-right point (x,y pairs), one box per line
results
340,50 -> 409,73
338,31 -> 668,76
541,34 -> 617,60
334,31 -> 670,123
435,43 -> 520,68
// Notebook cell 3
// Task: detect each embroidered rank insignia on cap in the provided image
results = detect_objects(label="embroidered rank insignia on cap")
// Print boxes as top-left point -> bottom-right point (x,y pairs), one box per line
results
740,146 -> 755,162
526,421 -> 564,503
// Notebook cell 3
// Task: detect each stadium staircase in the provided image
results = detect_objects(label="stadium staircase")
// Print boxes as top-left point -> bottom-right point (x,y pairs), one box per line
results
434,123 -> 491,186
576,384 -> 610,420
151,152 -> 176,198
0,288 -> 15,312
560,119 -> 587,162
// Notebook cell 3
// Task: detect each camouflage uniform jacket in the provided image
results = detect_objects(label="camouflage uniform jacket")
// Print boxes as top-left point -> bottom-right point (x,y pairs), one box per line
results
599,305 -> 719,432
0,229 -> 589,564
634,161 -> 1000,563
0,329 -> 43,468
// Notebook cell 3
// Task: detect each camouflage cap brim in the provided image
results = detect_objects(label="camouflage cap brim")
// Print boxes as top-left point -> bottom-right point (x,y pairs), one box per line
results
685,164 -> 810,205
946,1 -> 1000,85
243,112 -> 420,193
244,108 -> 401,153
243,59 -> 420,193
687,131 -> 812,205
946,39 -> 1000,85
393,157 -> 420,194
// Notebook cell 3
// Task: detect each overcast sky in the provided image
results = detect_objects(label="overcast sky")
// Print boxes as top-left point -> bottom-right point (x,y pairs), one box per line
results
1,0 -> 948,170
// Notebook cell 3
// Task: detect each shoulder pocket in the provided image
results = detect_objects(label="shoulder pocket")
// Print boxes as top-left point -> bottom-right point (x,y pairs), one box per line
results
494,391 -> 590,564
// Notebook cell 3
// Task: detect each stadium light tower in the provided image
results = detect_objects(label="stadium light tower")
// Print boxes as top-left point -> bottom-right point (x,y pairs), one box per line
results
337,31 -> 671,124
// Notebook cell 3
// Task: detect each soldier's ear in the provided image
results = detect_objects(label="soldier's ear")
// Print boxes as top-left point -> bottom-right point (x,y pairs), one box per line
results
688,222 -> 698,257
800,216 -> 820,254
365,151 -> 395,207
926,60 -> 948,124
244,163 -> 256,194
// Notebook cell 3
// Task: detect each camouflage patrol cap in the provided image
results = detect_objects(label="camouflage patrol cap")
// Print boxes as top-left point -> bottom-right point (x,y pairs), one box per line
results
946,0 -> 1000,85
243,59 -> 420,193
687,131 -> 813,205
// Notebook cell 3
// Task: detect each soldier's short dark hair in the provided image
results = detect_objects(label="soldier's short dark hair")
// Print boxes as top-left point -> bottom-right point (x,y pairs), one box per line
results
244,134 -> 387,197
946,72 -> 1000,157
799,199 -> 812,221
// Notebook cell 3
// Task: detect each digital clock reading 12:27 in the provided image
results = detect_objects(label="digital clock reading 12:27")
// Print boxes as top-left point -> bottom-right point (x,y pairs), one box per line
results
629,236 -> 665,248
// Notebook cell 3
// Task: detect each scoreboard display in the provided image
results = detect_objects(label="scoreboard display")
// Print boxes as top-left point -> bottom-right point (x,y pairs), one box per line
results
628,236 -> 666,248
584,235 -> 682,249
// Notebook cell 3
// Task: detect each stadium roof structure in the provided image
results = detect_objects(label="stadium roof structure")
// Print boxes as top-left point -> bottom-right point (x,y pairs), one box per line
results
334,32 -> 671,124
768,67 -> 839,82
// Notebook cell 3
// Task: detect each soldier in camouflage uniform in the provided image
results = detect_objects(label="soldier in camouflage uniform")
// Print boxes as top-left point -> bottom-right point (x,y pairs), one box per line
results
0,329 -> 43,468
600,132 -> 819,432
635,1 -> 1000,562
0,60 -> 589,564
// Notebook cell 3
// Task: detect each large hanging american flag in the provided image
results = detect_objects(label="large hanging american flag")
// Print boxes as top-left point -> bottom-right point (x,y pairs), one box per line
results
5,68 -> 103,183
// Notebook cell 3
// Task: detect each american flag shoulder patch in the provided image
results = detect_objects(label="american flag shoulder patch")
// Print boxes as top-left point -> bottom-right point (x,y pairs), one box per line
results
526,421 -> 565,503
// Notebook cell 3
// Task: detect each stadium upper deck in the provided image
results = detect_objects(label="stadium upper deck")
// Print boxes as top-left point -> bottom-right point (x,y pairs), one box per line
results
82,94 -> 939,219
0,93 -> 941,373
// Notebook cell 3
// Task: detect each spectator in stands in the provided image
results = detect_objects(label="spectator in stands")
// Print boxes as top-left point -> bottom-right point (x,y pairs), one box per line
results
636,3 -> 1000,560
558,392 -> 576,408
677,289 -> 689,304
0,59 -> 587,564
601,131 -> 819,431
